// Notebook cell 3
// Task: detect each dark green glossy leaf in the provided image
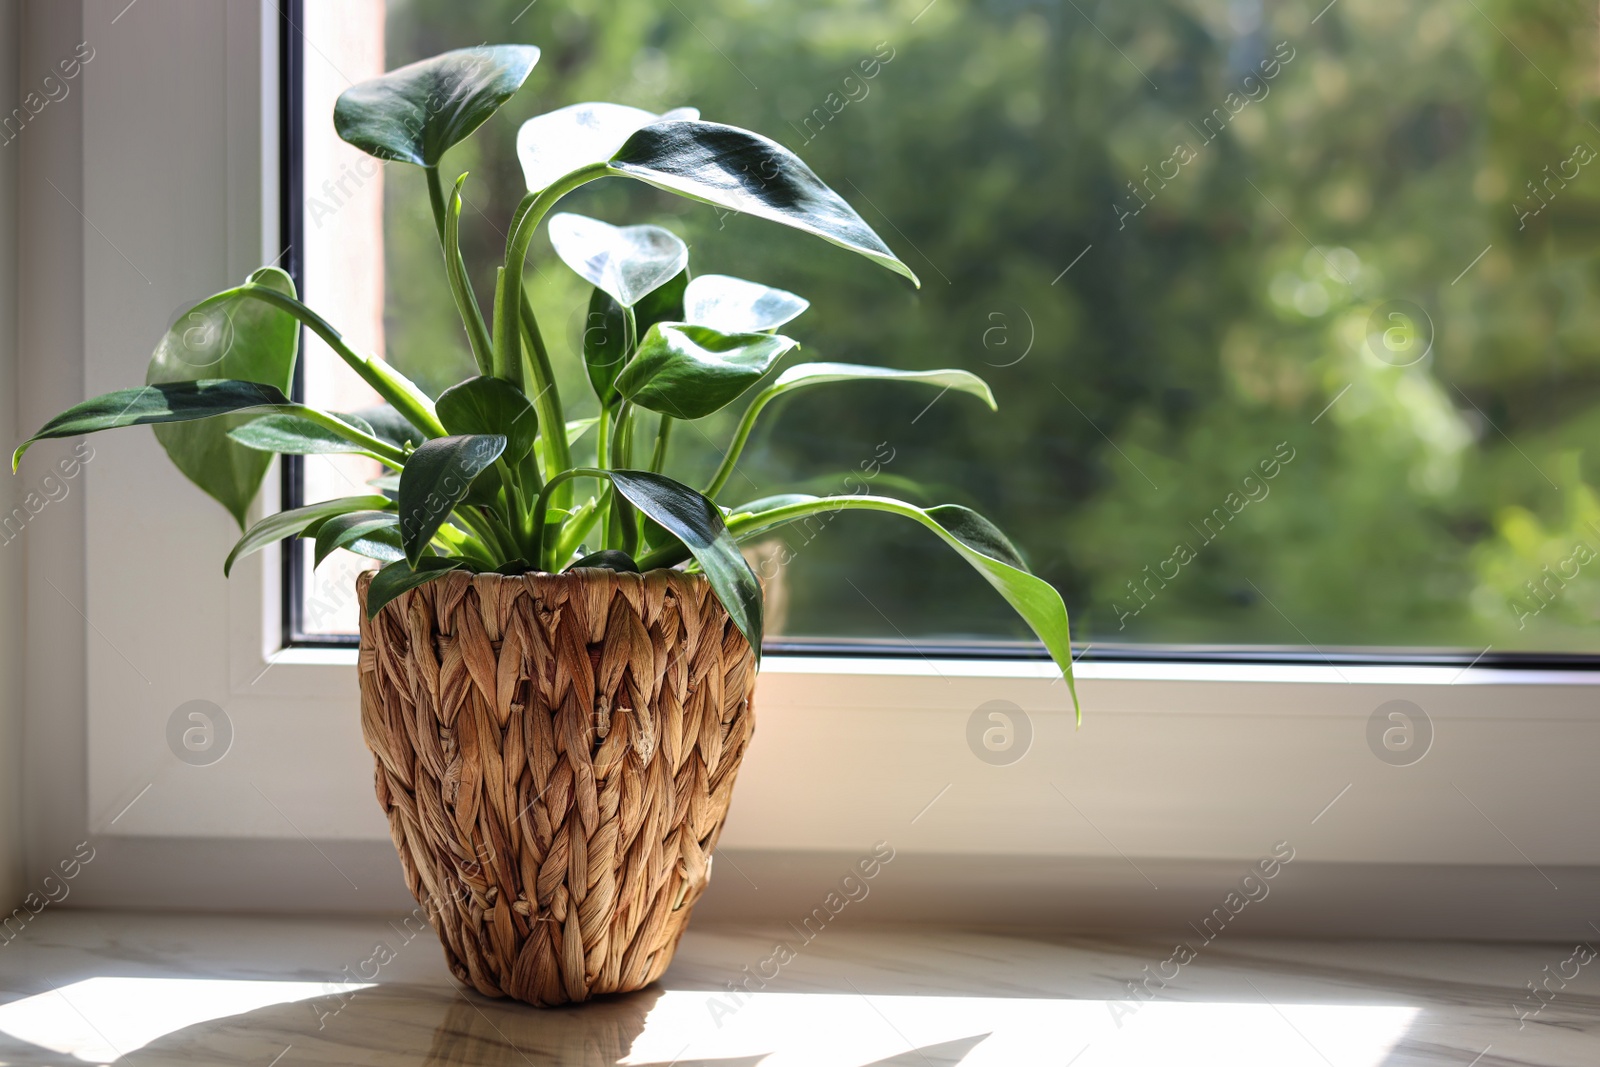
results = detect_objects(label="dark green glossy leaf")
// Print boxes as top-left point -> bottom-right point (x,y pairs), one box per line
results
615,323 -> 798,420
517,102 -> 696,193
14,379 -> 291,473
566,549 -> 640,573
335,45 -> 540,166
365,557 -> 464,619
582,287 -> 629,406
684,274 -> 809,333
608,120 -> 918,286
146,268 -> 300,526
582,271 -> 688,407
398,434 -> 507,565
610,469 -> 762,659
313,511 -> 403,567
548,212 -> 687,308
223,494 -> 392,577
227,412 -> 379,456
436,376 -> 537,463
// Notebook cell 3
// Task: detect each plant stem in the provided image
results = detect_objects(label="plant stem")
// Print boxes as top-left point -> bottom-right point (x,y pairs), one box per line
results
552,494 -> 603,568
229,284 -> 446,438
607,402 -> 636,551
440,173 -> 494,376
289,405 -> 407,467
424,166 -> 448,243
634,495 -> 878,571
494,164 -> 609,403
703,387 -> 777,500
490,267 -> 520,387
530,467 -> 607,565
518,291 -> 569,474
595,406 -> 613,468
649,414 -> 673,473
456,505 -> 519,565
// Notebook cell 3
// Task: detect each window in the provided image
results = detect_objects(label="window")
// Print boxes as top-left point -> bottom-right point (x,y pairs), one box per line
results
67,0 -> 1600,864
288,1 -> 1600,666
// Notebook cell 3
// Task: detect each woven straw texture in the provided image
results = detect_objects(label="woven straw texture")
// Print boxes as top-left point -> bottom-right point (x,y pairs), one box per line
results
356,568 -> 757,1006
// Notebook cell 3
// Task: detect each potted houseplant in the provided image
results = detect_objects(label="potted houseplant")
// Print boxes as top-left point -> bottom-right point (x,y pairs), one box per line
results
13,45 -> 1078,1006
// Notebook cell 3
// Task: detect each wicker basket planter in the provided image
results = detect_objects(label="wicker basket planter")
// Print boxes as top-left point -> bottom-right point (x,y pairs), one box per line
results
355,567 -> 757,1007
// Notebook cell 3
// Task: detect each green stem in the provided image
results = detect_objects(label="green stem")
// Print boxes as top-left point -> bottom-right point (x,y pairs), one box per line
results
595,406 -> 613,468
425,166 -> 448,243
494,164 -> 610,399
230,284 -> 446,438
607,402 -> 636,550
635,495 -> 888,571
456,506 -> 519,565
289,405 -> 407,467
442,174 -> 494,376
552,494 -> 604,569
649,414 -> 673,474
490,266 -> 520,387
519,290 -> 569,474
531,467 -> 608,566
608,401 -> 634,472
703,387 -> 777,500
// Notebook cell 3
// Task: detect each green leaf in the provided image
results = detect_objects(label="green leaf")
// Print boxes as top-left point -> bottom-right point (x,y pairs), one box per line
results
365,557 -> 463,619
565,417 -> 601,445
723,495 -> 1077,715
582,287 -> 629,406
146,268 -> 301,526
582,270 -> 688,408
436,376 -> 537,463
227,412 -> 379,456
368,473 -> 402,496
334,45 -> 540,166
314,511 -> 404,567
607,120 -> 919,286
771,362 -> 996,409
14,379 -> 292,473
547,212 -> 688,308
398,435 -> 507,565
566,549 -> 640,573
615,323 -> 798,420
222,494 -> 392,577
610,469 -> 762,659
353,405 -> 424,451
533,417 -> 602,475
517,102 -> 696,193
684,274 -> 809,333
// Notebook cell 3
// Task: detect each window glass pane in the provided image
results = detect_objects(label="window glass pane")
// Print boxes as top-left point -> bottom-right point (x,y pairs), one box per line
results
300,0 -> 1600,654
296,1 -> 387,638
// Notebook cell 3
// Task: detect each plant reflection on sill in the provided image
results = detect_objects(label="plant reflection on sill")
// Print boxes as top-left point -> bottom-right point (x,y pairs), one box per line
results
0,975 -> 1421,1066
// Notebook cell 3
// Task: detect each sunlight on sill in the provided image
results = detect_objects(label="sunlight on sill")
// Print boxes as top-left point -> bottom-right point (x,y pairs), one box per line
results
623,992 -> 1420,1065
0,978 -> 1420,1065
0,977 -> 372,1063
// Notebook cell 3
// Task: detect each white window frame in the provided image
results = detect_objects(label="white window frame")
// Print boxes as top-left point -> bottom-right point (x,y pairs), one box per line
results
54,0 -> 1600,900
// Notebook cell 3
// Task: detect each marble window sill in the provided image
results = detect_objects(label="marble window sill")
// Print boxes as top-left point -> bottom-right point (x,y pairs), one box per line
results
0,910 -> 1590,1066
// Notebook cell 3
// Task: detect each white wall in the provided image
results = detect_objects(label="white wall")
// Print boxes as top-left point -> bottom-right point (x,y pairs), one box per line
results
0,0 -> 24,910
17,0 -> 89,901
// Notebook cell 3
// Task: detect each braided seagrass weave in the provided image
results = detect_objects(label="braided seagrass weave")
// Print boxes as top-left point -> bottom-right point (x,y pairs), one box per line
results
356,568 -> 757,1006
